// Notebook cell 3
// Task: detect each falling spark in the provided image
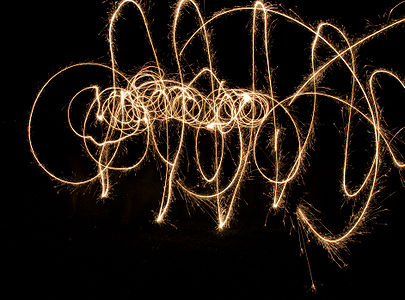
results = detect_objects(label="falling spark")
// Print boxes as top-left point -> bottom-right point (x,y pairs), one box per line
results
29,0 -> 404,278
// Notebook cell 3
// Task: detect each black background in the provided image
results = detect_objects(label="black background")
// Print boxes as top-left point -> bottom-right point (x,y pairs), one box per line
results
2,0 -> 405,299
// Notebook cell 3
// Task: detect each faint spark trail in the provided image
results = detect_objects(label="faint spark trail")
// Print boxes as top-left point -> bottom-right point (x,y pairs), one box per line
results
29,0 -> 404,275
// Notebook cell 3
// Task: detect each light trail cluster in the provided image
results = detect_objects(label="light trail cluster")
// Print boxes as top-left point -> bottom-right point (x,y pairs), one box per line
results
29,0 -> 404,265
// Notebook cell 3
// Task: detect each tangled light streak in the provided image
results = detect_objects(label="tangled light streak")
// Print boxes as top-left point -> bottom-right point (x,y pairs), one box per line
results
29,0 -> 404,267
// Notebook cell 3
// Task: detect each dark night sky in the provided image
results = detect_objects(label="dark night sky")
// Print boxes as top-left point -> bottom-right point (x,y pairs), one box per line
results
2,0 -> 405,299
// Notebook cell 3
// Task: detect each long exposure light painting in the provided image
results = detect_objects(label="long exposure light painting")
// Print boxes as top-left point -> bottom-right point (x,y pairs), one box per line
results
28,0 -> 405,285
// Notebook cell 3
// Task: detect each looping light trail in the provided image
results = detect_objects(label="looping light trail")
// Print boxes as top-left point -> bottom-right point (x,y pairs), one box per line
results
29,0 -> 404,264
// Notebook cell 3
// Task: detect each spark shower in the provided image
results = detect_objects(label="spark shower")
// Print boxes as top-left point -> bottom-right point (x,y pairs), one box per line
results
29,0 -> 404,267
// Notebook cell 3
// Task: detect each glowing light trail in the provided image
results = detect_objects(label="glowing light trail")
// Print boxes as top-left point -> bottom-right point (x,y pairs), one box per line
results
29,0 -> 404,271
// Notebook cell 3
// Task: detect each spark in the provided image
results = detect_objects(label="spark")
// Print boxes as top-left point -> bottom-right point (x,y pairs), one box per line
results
29,0 -> 404,275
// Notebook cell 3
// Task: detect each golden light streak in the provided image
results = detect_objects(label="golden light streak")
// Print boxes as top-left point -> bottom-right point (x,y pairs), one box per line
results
29,0 -> 404,270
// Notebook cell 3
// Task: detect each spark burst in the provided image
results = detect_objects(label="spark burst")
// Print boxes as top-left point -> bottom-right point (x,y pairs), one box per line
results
29,0 -> 404,280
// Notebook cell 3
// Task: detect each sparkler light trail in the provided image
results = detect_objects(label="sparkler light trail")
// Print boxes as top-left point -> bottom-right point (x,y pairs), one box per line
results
29,0 -> 404,271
